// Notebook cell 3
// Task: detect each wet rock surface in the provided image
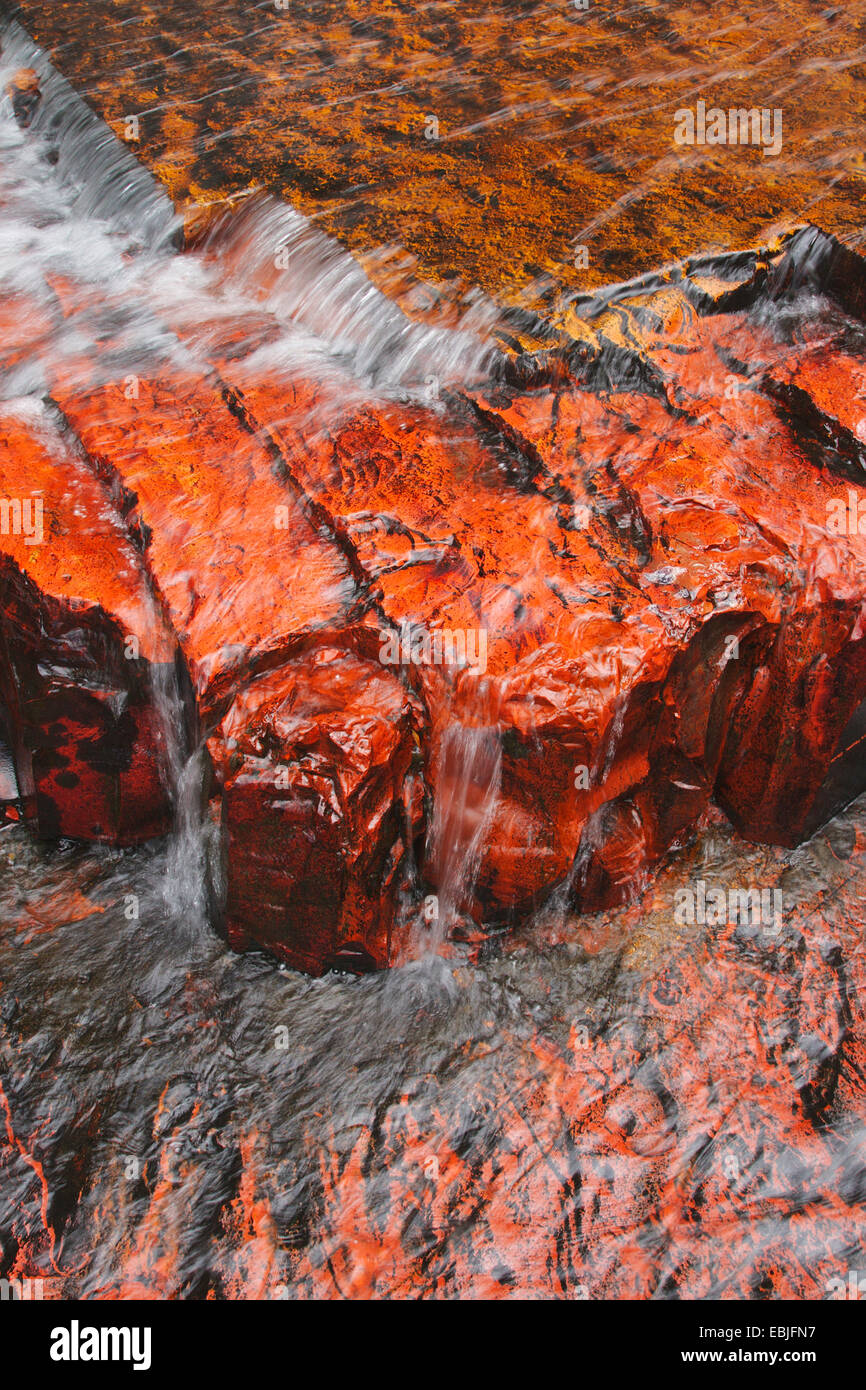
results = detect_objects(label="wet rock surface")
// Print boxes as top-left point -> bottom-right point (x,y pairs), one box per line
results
2,212 -> 866,971
0,797 -> 863,1297
5,0 -> 865,310
0,14 -> 864,1303
0,402 -> 177,843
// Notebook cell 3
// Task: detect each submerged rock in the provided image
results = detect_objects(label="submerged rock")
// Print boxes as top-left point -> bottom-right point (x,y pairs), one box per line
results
7,66 -> 40,127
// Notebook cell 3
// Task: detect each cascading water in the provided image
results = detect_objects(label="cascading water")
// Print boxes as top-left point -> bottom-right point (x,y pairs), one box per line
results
0,21 -> 499,404
201,192 -> 501,391
424,721 -> 503,942
148,665 -> 221,940
0,18 -> 179,253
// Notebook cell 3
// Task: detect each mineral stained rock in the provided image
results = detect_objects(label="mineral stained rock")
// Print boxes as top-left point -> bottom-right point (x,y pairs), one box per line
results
0,404 -> 177,842
220,226 -> 866,928
49,370 -> 422,971
2,223 -> 866,972
472,225 -> 866,864
210,653 -> 423,974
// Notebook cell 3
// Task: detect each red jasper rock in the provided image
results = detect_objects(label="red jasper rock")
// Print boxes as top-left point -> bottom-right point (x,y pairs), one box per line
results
465,231 -> 866,894
0,405 -> 177,843
225,371 -> 675,921
48,371 -> 422,970
3,223 -> 865,969
50,373 -> 363,719
225,228 -> 866,925
208,646 -> 423,973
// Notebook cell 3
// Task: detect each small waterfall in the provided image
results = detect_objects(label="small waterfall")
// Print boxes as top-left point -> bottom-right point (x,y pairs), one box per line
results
0,18 -> 179,253
198,192 -> 500,393
163,746 -> 222,940
596,692 -> 628,788
149,663 -> 221,941
0,24 -> 499,411
535,690 -> 634,927
422,723 -> 502,947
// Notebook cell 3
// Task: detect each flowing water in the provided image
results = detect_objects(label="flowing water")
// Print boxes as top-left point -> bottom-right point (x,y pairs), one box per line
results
0,15 -> 865,1300
3,785 -> 865,1297
426,723 -> 503,941
0,21 -> 498,402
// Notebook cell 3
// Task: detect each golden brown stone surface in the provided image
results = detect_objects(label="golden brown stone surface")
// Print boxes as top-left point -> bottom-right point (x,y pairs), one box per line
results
6,0 -> 865,313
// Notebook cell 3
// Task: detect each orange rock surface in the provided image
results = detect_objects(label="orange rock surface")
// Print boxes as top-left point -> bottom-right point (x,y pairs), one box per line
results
218,227 -> 866,925
0,404 -> 176,842
2,223 -> 866,972
47,368 -> 420,971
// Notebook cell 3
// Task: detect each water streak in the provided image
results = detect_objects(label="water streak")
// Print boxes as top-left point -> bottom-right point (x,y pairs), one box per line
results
425,723 -> 503,942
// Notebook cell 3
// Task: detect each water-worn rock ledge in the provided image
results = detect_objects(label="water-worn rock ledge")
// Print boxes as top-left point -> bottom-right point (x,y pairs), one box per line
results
2,212 -> 866,973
